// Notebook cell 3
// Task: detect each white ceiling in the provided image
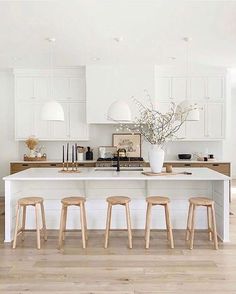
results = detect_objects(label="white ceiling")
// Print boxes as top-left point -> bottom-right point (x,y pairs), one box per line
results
0,0 -> 236,68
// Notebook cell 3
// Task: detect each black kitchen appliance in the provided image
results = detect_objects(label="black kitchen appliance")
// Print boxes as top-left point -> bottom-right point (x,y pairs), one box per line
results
178,154 -> 192,160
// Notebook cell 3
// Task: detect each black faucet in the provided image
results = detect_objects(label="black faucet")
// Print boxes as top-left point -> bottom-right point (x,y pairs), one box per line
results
112,150 -> 121,171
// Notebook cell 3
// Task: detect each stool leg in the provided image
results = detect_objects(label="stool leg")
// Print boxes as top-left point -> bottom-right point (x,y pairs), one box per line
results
13,204 -> 21,249
189,205 -> 196,250
80,203 -> 86,249
145,203 -> 152,249
211,204 -> 218,250
35,203 -> 41,249
21,206 -> 26,241
207,206 -> 212,241
186,203 -> 193,241
62,206 -> 67,241
165,203 -> 174,249
104,203 -> 112,249
40,202 -> 47,241
83,203 -> 88,241
125,203 -> 132,249
58,205 -> 65,249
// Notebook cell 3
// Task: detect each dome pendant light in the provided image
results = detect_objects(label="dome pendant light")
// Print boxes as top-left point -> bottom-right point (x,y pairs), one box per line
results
41,38 -> 65,121
178,37 -> 199,121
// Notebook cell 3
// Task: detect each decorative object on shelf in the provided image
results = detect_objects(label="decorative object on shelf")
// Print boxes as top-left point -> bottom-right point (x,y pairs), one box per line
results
77,146 -> 85,161
127,98 -> 197,173
41,38 -> 64,121
25,136 -> 38,158
98,146 -> 117,159
166,164 -> 173,173
177,37 -> 199,121
86,147 -> 93,160
112,133 -> 141,157
60,143 -> 81,173
107,100 -> 132,122
24,154 -> 47,161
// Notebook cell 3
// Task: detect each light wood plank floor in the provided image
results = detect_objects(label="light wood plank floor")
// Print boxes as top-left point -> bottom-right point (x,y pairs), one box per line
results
0,184 -> 236,293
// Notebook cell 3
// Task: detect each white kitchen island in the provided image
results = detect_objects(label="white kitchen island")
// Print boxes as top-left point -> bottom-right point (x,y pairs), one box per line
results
3,167 -> 230,243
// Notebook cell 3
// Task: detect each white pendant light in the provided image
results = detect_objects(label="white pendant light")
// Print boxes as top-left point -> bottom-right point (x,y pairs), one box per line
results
41,38 -> 64,121
178,37 -> 199,122
41,100 -> 65,121
107,100 -> 132,122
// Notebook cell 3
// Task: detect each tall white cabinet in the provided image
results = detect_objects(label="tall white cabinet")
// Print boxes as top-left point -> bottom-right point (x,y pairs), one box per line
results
14,68 -> 89,141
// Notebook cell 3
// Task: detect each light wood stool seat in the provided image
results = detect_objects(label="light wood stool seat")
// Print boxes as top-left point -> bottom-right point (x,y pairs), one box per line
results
106,196 -> 131,205
13,197 -> 47,249
145,196 -> 174,249
189,197 -> 214,206
18,197 -> 44,206
146,196 -> 170,205
104,196 -> 132,249
58,197 -> 87,249
61,197 -> 86,206
186,197 -> 218,250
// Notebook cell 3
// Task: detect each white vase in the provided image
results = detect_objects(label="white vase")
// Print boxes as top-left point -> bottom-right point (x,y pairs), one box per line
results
148,145 -> 165,173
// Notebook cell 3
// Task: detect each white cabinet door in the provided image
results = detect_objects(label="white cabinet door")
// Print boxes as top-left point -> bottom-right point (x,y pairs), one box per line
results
69,77 -> 86,101
15,77 -> 34,101
171,77 -> 186,101
69,102 -> 89,140
206,103 -> 224,138
186,103 -> 206,139
155,77 -> 171,101
15,102 -> 35,139
34,77 -> 50,101
189,77 -> 206,100
51,103 -> 69,139
34,103 -> 51,139
53,77 -> 70,101
206,77 -> 224,100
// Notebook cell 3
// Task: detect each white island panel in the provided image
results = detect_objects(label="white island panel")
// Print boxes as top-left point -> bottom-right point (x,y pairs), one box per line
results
3,168 -> 230,243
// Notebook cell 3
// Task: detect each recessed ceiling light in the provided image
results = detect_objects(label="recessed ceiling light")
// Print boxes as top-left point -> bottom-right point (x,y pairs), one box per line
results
113,36 -> 124,43
92,57 -> 100,61
183,37 -> 192,42
169,56 -> 176,61
45,37 -> 56,42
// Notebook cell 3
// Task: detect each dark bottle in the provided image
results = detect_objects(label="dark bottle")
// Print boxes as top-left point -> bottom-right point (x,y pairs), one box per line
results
86,146 -> 93,160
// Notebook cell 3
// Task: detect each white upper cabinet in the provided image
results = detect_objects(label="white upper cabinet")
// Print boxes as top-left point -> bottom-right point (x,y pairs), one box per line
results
14,68 -> 89,141
189,77 -> 206,100
171,77 -> 187,101
155,77 -> 171,101
206,103 -> 224,138
86,65 -> 155,123
206,77 -> 224,100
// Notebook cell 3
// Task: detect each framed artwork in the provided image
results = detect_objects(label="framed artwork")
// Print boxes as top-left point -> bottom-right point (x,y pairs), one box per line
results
112,133 -> 141,157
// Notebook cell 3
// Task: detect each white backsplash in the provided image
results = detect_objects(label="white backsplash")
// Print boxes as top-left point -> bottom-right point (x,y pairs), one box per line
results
19,124 -> 223,162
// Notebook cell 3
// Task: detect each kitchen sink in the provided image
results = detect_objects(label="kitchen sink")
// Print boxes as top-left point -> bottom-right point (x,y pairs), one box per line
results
94,168 -> 144,172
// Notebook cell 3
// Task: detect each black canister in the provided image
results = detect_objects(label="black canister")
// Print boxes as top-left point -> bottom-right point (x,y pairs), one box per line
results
86,147 -> 93,160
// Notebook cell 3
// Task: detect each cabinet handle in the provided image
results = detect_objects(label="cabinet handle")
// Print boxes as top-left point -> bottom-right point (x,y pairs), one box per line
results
184,164 -> 191,167
78,163 -> 85,166
50,164 -> 57,166
212,164 -> 219,166
22,164 -> 29,166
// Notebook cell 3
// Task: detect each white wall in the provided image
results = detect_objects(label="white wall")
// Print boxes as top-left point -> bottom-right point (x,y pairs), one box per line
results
0,70 -> 19,195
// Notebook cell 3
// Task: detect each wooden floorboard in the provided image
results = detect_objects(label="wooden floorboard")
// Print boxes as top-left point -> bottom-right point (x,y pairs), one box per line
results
0,184 -> 236,293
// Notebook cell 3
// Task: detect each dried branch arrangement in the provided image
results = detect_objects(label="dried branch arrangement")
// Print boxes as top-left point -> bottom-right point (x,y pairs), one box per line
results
126,98 -> 197,147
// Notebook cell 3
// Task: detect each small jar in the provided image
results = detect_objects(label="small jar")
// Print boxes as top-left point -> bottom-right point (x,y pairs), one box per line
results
166,164 -> 173,173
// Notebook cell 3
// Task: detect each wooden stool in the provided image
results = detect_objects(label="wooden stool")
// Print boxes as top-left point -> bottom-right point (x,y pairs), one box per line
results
145,196 -> 174,249
58,197 -> 87,249
186,197 -> 218,250
13,197 -> 47,249
104,196 -> 132,249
